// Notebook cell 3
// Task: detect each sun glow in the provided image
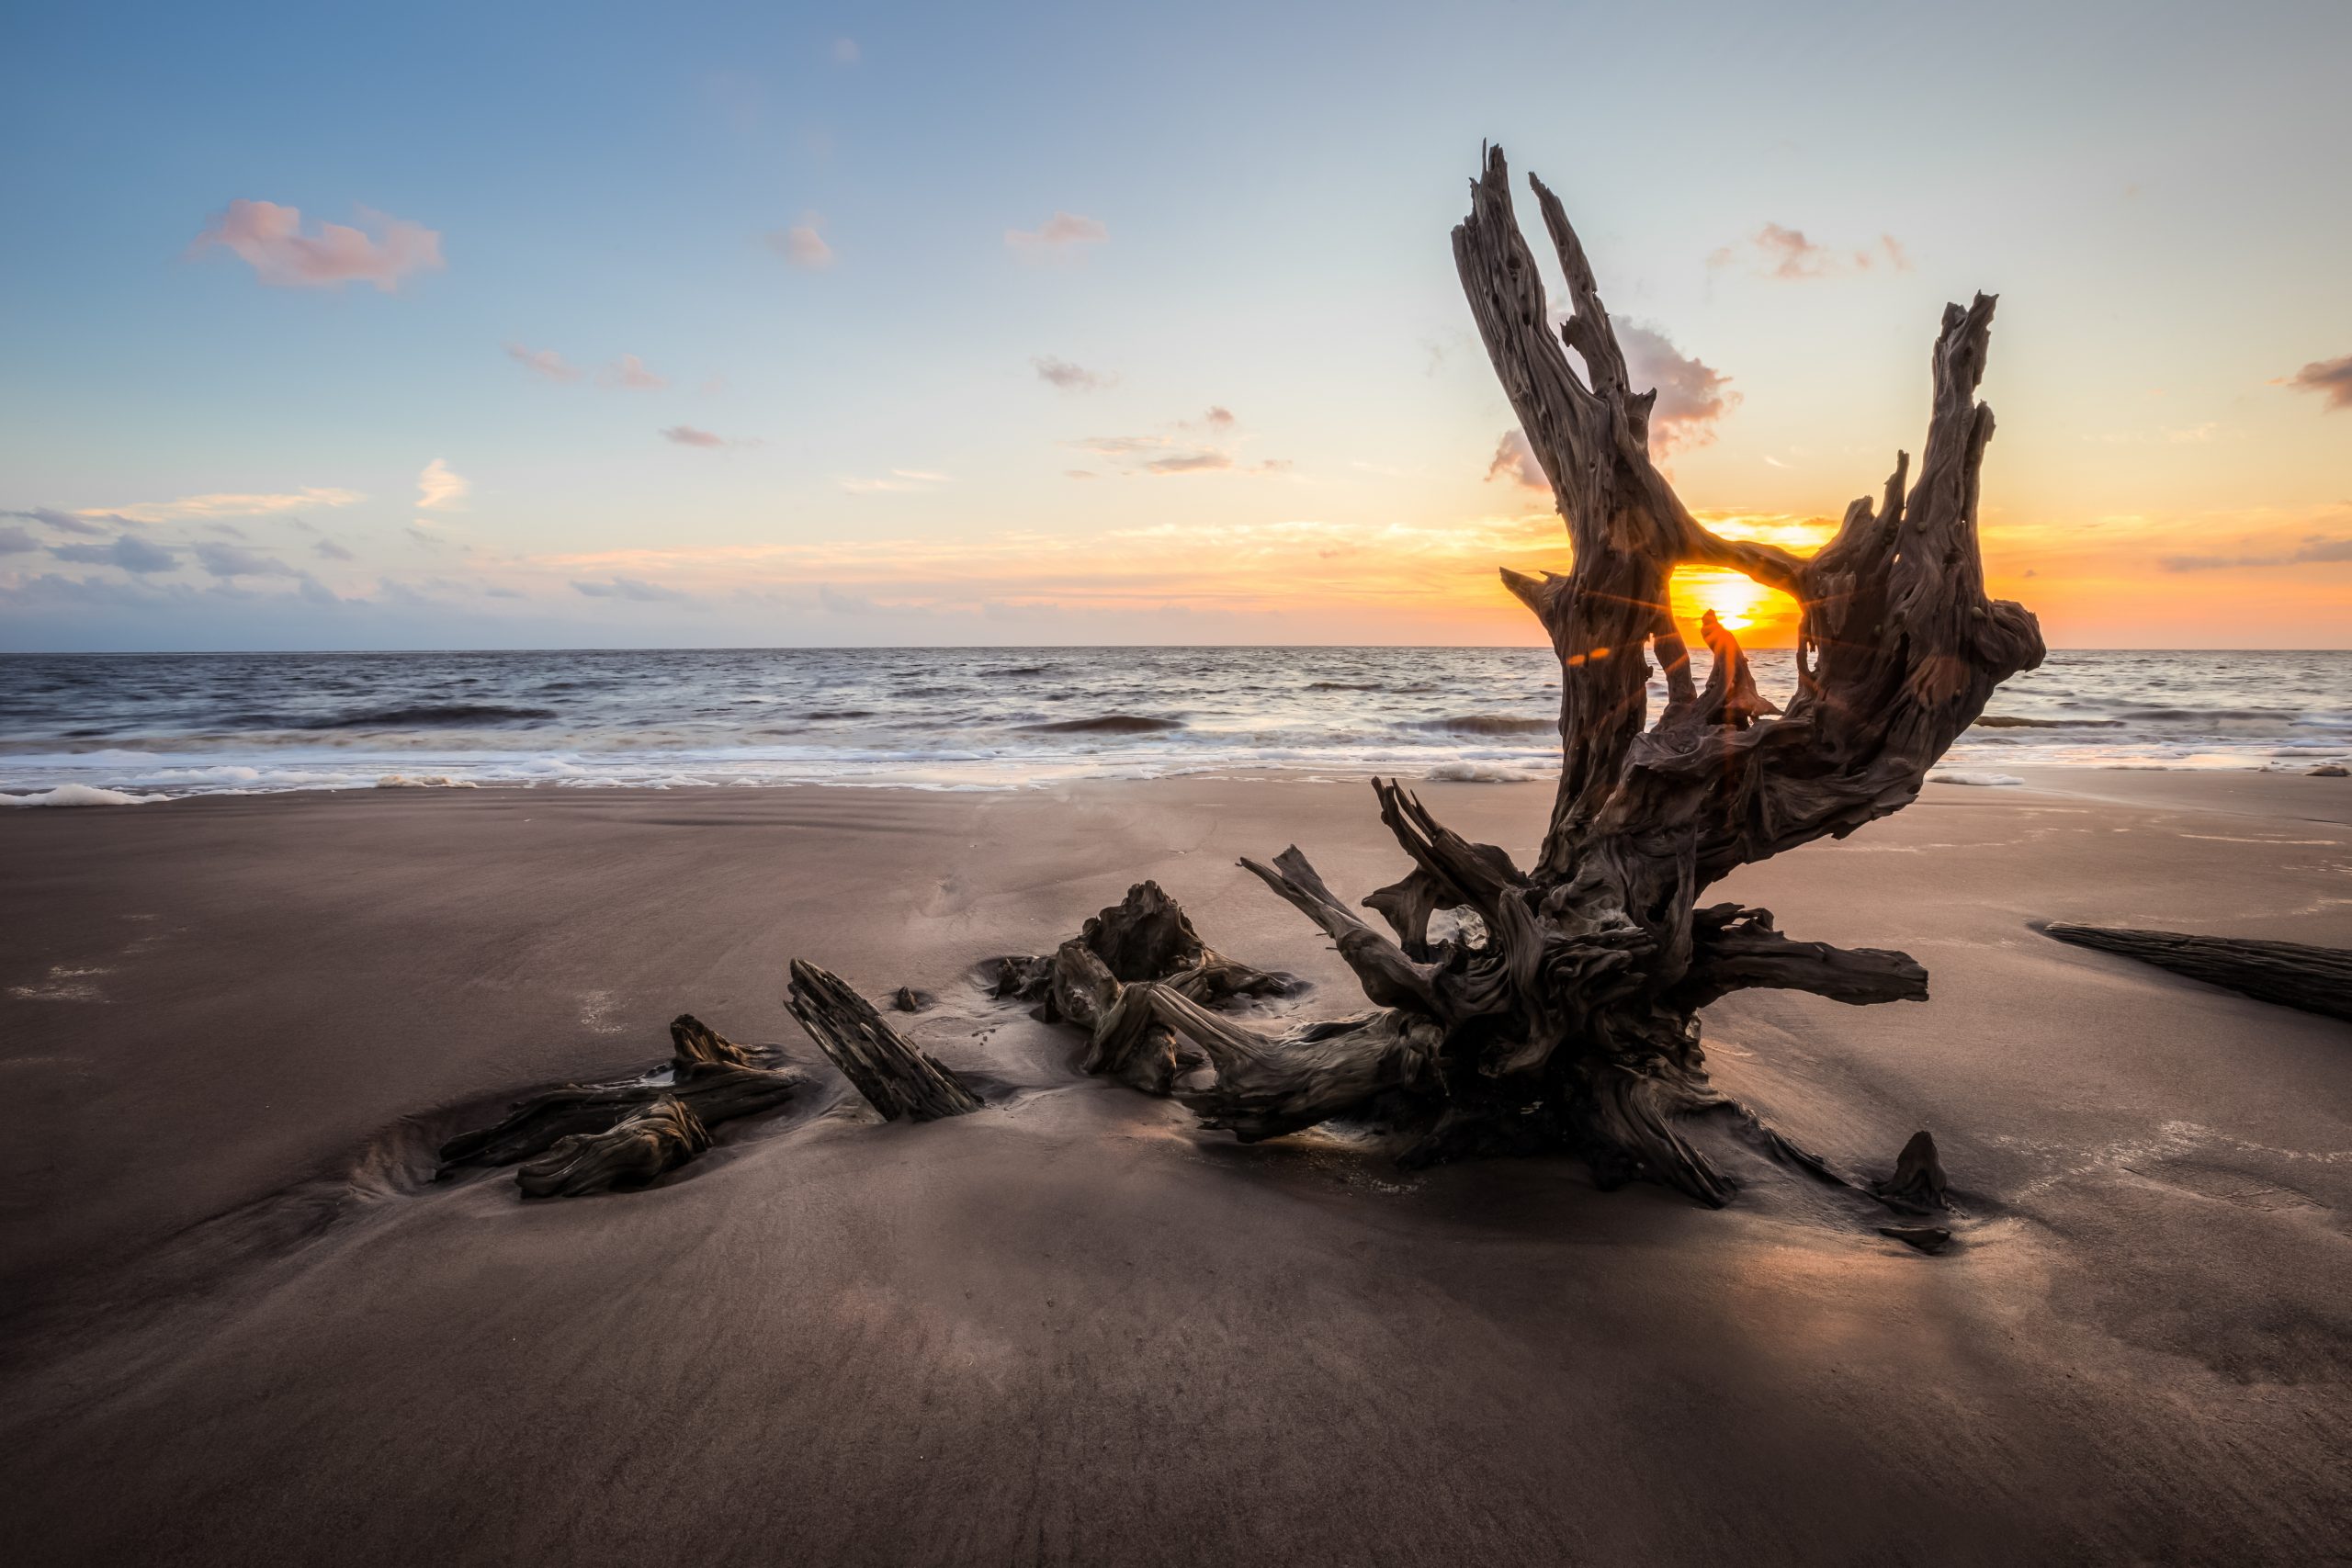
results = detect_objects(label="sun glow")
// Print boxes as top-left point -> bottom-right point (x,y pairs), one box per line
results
1670,568 -> 1791,638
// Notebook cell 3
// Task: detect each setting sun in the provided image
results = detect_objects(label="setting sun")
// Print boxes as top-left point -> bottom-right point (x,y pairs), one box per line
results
1670,568 -> 1793,640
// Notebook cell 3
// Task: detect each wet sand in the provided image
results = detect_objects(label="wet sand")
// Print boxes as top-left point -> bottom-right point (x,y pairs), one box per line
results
4,771 -> 2348,1565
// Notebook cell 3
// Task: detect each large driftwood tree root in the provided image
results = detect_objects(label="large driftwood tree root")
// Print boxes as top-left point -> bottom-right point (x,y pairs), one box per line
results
988,146 -> 2041,1210
787,960 -> 982,1122
2043,923 -> 2352,1022
437,1013 -> 804,1190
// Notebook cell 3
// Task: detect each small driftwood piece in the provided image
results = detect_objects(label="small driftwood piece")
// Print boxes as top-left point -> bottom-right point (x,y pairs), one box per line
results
787,960 -> 981,1122
2043,924 -> 2352,1023
438,1013 -> 802,1176
977,145 -> 2041,1209
988,880 -> 1303,1095
516,1099 -> 712,1199
1874,1130 -> 1950,1211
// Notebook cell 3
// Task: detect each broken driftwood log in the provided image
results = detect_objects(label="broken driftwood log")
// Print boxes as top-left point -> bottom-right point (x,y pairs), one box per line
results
2043,924 -> 2352,1023
516,1099 -> 712,1199
787,960 -> 982,1122
976,145 -> 2042,1208
438,1013 -> 803,1180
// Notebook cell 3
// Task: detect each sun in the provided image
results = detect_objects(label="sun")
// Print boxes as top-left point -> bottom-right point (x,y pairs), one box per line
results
1669,568 -> 1789,638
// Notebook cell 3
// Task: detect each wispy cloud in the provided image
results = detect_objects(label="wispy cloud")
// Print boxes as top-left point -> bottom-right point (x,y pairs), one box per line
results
506,343 -> 582,383
839,469 -> 952,494
660,424 -> 730,448
85,489 -> 362,524
1069,410 -> 1284,478
193,540 -> 299,578
313,536 -> 356,561
2,506 -> 113,536
0,525 -> 35,554
1006,211 -> 1107,261
602,354 -> 668,390
2281,353 -> 2352,412
1711,223 -> 1910,281
188,200 -> 443,291
767,216 -> 835,271
415,458 -> 469,511
1035,355 -> 1113,391
2160,536 -> 2352,570
572,577 -> 694,603
54,536 -> 178,573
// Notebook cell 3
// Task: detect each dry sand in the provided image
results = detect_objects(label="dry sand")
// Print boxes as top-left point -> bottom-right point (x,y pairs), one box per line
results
4,770 -> 2348,1565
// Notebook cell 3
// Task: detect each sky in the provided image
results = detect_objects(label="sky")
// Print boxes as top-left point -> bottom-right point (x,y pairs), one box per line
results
2,0 -> 2347,652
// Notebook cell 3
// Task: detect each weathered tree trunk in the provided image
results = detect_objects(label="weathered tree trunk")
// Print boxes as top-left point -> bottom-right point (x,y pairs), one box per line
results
1011,146 -> 2042,1206
2043,924 -> 2352,1022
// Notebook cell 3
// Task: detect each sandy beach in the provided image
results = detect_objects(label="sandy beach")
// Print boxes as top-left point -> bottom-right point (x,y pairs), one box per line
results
4,769 -> 2348,1565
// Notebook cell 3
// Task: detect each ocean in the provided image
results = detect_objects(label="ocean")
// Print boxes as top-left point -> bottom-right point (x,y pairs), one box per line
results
3,647 -> 2347,801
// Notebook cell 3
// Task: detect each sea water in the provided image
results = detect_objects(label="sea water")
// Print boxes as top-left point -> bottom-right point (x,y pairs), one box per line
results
2,648 -> 2346,799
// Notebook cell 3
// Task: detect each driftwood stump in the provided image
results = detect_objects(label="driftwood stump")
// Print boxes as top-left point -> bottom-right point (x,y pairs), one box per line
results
990,146 -> 2041,1207
516,1099 -> 712,1199
438,1013 -> 802,1183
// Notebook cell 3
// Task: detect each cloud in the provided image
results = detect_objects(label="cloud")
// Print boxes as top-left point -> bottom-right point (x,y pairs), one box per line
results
831,37 -> 860,64
188,200 -> 443,291
768,218 -> 834,271
1069,420 -> 1281,478
1034,355 -> 1112,391
2160,536 -> 2352,571
1713,223 -> 1906,281
1006,211 -> 1108,260
313,537 -> 356,561
193,540 -> 298,578
660,424 -> 729,448
1485,429 -> 1546,491
505,343 -> 582,382
85,489 -> 361,524
571,576 -> 692,603
0,525 -> 34,553
839,469 -> 952,493
2,506 -> 113,536
54,536 -> 179,573
415,458 -> 469,511
602,354 -> 668,390
1617,321 -> 1740,455
2282,354 -> 2352,412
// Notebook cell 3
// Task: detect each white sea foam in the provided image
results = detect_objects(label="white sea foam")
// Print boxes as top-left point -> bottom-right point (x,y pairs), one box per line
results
1930,770 -> 2027,786
4,784 -> 155,807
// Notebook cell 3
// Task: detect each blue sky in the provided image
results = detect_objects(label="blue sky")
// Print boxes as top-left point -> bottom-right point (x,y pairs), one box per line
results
4,0 -> 2347,649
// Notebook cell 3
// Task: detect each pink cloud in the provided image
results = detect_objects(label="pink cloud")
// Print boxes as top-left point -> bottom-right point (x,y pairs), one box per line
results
505,343 -> 581,382
660,425 -> 728,448
1486,430 -> 1546,491
767,218 -> 835,271
1006,212 -> 1108,260
189,199 -> 443,291
603,354 -> 668,389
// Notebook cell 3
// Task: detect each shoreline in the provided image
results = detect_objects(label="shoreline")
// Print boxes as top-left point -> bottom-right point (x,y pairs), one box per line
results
5,771 -> 2348,1562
